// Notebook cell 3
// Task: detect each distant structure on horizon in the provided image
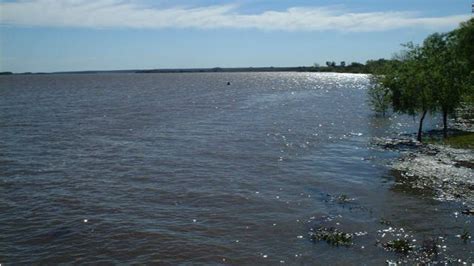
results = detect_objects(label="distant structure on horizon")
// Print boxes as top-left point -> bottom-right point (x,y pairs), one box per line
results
472,1 -> 474,13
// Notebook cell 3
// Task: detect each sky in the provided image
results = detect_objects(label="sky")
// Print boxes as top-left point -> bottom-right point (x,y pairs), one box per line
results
0,0 -> 472,73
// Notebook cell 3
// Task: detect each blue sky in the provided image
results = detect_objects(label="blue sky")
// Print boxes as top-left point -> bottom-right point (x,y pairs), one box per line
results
0,0 -> 472,72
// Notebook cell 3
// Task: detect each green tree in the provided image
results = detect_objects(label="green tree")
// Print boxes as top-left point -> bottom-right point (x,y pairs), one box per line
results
454,18 -> 474,70
369,18 -> 474,141
380,44 -> 437,142
367,74 -> 391,117
365,59 -> 389,74
421,33 -> 470,138
453,18 -> 474,104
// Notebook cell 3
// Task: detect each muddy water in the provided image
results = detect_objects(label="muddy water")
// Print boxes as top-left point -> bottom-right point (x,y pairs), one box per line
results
1,72 -> 472,264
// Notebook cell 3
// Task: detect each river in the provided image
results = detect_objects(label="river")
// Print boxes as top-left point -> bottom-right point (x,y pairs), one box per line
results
0,72 -> 471,264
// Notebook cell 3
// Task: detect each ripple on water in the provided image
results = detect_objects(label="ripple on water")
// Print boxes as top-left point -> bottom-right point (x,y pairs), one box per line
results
0,72 -> 471,264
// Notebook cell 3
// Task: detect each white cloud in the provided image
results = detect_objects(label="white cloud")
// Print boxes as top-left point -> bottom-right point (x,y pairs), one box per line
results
0,0 -> 470,32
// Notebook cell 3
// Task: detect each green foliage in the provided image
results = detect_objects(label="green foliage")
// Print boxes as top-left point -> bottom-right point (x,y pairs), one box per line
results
392,42 -> 436,115
309,59 -> 393,74
325,61 -> 336,67
376,43 -> 436,141
423,32 -> 470,137
368,75 -> 392,116
370,18 -> 474,141
454,18 -> 474,107
365,59 -> 391,74
454,18 -> 474,71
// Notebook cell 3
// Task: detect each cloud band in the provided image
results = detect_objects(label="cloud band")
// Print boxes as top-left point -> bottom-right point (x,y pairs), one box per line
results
0,0 -> 470,32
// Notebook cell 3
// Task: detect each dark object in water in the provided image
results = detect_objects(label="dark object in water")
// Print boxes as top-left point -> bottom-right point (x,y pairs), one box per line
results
462,209 -> 474,215
383,239 -> 414,254
336,194 -> 353,204
227,82 -> 231,85
461,229 -> 471,243
25,227 -> 74,244
310,227 -> 353,246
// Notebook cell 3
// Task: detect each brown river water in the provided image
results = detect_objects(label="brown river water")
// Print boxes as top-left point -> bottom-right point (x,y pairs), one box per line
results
1,72 -> 472,264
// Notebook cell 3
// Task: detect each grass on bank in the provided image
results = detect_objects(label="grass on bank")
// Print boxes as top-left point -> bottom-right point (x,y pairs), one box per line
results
425,132 -> 474,149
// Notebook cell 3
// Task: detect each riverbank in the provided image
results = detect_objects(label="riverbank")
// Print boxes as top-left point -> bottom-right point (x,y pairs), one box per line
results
391,141 -> 473,207
374,111 -> 474,209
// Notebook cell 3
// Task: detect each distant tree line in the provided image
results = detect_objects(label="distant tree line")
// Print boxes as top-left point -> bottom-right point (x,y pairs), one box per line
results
368,18 -> 474,141
309,59 -> 391,74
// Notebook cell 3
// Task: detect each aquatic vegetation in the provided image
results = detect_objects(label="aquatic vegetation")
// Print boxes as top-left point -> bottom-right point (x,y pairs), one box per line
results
337,194 -> 348,202
460,229 -> 471,243
336,194 -> 354,204
375,226 -> 459,264
379,218 -> 392,226
310,227 -> 353,246
324,193 -> 356,205
383,239 -> 414,254
420,238 -> 439,258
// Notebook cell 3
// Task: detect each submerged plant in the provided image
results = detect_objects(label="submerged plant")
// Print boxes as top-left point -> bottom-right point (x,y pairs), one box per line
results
383,239 -> 414,254
379,218 -> 392,226
310,227 -> 353,246
421,238 -> 439,257
337,194 -> 350,203
461,229 -> 471,243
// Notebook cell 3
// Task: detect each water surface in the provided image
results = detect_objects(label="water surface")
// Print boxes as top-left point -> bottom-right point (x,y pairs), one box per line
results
1,72 -> 472,264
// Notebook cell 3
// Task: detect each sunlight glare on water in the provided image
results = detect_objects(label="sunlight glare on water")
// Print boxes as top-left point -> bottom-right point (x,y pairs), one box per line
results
0,72 -> 471,264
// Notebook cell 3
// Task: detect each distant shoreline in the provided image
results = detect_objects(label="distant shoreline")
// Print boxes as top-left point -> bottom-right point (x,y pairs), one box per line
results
0,66 -> 373,75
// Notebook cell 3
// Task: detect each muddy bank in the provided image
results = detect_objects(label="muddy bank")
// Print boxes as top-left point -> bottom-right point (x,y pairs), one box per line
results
373,136 -> 474,208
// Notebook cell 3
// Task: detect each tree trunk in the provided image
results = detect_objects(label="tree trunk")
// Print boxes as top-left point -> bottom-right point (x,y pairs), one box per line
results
417,110 -> 427,142
443,110 -> 448,139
